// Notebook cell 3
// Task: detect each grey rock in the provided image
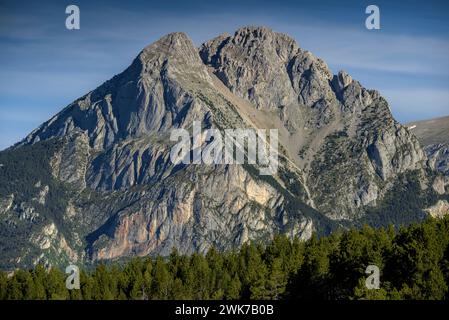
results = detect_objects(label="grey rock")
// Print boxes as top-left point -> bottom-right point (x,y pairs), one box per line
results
425,143 -> 449,175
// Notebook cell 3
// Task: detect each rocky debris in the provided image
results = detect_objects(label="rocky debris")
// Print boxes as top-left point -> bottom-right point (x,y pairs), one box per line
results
16,202 -> 39,222
49,130 -> 90,191
432,175 -> 448,195
90,164 -> 286,260
33,223 -> 58,250
86,136 -> 173,191
287,218 -> 314,241
199,26 -> 336,131
202,26 -> 427,219
17,33 -> 213,153
64,201 -> 78,219
32,184 -> 49,205
31,222 -> 79,264
407,116 -> 449,179
57,131 -> 90,190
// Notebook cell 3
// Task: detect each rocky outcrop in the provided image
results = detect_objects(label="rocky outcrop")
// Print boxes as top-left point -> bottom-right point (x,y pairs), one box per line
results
425,200 -> 449,219
0,194 -> 14,215
425,144 -> 449,175
367,125 -> 425,181
53,131 -> 90,190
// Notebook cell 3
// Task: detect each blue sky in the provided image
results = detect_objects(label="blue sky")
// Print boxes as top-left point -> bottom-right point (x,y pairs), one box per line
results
1,0 -> 449,150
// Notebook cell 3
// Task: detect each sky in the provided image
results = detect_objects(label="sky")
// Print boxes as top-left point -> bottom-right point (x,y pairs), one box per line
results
1,0 -> 449,150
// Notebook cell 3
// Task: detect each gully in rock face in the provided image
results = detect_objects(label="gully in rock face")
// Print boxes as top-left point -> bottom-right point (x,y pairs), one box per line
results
170,121 -> 279,175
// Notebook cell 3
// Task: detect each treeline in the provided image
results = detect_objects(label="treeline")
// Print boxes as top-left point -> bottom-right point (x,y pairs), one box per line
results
1,216 -> 449,300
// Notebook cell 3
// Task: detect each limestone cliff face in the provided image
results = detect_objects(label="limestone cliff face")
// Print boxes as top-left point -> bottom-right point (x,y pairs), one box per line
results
0,26 -> 442,269
426,144 -> 449,175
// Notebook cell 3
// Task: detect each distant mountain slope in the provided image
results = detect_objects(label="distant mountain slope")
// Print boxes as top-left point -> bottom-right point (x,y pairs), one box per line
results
407,116 -> 449,176
407,115 -> 449,146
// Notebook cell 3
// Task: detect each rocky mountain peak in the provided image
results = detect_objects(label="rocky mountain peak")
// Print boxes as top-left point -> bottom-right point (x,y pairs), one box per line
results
199,26 -> 347,116
200,26 -> 309,110
139,32 -> 201,66
231,26 -> 300,56
0,27 -> 444,270
136,31 -> 213,89
17,31 -> 214,153
336,70 -> 353,90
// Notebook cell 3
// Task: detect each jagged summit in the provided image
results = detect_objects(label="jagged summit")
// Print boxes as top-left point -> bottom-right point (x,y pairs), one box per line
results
139,31 -> 201,66
0,27 -> 445,269
17,30 -> 214,152
145,31 -> 191,47
232,26 -> 300,50
200,25 -> 334,112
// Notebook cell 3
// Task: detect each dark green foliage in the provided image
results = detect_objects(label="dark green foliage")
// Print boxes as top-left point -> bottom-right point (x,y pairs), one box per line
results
358,171 -> 434,228
1,216 -> 448,300
0,138 -> 73,269
0,139 -> 61,199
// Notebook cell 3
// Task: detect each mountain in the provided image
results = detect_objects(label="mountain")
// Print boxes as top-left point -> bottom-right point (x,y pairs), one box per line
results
0,26 -> 447,270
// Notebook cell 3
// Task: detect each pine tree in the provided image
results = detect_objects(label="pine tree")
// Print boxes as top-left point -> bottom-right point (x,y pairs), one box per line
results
0,271 -> 8,300
266,258 -> 287,299
206,247 -> 225,299
6,273 -> 23,300
225,274 -> 241,300
238,243 -> 268,299
94,264 -> 116,300
46,268 -> 69,300
386,219 -> 448,299
152,257 -> 172,299
142,259 -> 153,300
2,215 -> 448,301
80,270 -> 94,300
32,264 -> 48,299
190,253 -> 211,299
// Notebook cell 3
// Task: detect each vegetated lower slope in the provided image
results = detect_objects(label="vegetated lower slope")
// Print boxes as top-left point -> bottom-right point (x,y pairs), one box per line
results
1,216 -> 448,300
